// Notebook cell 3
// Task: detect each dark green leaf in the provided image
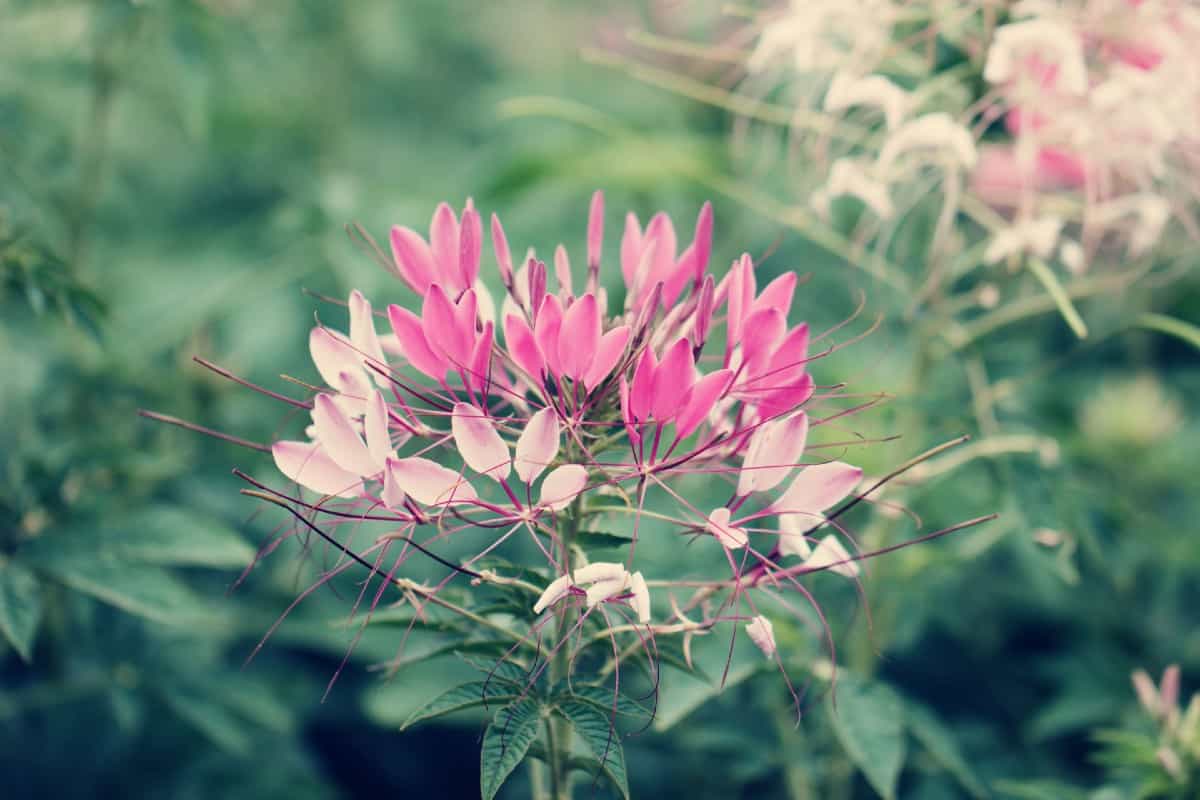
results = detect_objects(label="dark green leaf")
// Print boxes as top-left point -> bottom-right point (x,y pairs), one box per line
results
28,554 -> 211,626
0,560 -> 42,662
401,681 -> 521,731
905,700 -> 988,798
553,683 -> 650,719
828,677 -> 907,800
481,699 -> 542,800
555,700 -> 630,799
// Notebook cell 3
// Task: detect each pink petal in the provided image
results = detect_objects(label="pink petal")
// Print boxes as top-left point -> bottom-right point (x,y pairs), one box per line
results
422,284 -> 471,366
429,202 -> 460,289
309,327 -> 369,397
451,402 -> 510,480
388,225 -> 436,294
349,290 -> 388,385
311,394 -> 378,477
690,201 -> 713,283
803,535 -> 860,578
587,190 -> 604,270
527,259 -> 547,320
676,368 -> 732,440
539,464 -> 587,511
503,313 -> 545,384
628,346 -> 658,422
387,304 -> 446,380
751,272 -> 797,321
491,213 -> 514,286
515,407 -> 559,483
768,323 -> 810,381
272,440 -> 362,498
725,254 -> 755,364
737,411 -> 809,496
466,321 -> 494,396
364,389 -> 393,468
458,203 -> 482,290
692,274 -> 715,348
756,373 -> 815,420
739,308 -> 786,379
620,212 -> 643,287
706,506 -> 748,549
583,325 -> 630,391
643,212 -> 677,290
773,461 -> 862,517
553,244 -> 574,297
387,457 -> 477,506
534,295 -> 565,378
558,292 -> 599,380
381,463 -> 406,509
652,338 -> 695,421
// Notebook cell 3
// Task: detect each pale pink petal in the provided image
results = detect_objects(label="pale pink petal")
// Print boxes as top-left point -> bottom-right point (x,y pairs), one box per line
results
388,225 -> 437,294
539,464 -> 588,511
583,325 -> 630,391
692,275 -> 715,348
773,461 -> 862,518
533,574 -> 574,614
534,295 -> 564,378
643,212 -> 678,290
386,457 -> 477,506
803,535 -> 860,578
737,411 -> 809,496
725,254 -> 755,363
381,463 -> 406,509
707,506 -> 748,549
745,615 -> 776,657
349,290 -> 388,385
652,337 -> 695,421
553,244 -> 574,297
676,368 -> 732,440
364,389 -> 393,469
387,304 -> 446,380
628,346 -> 658,422
309,327 -> 369,397
514,407 -> 559,483
458,203 -> 482,290
465,321 -> 494,396
451,402 -> 510,480
587,190 -> 604,270
628,572 -> 651,623
527,259 -> 547,320
491,213 -> 514,286
272,440 -> 361,498
558,292 -> 599,380
503,313 -> 545,383
620,212 -> 643,287
312,394 -> 378,477
778,517 -> 814,560
429,202 -> 460,289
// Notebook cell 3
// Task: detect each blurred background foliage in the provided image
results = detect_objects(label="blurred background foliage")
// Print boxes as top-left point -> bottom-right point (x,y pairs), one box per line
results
1,0 -> 1197,798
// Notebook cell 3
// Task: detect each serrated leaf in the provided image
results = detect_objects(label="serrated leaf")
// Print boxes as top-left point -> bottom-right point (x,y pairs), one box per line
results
555,700 -> 630,799
459,652 -> 540,687
905,700 -> 988,798
0,561 -> 42,662
553,683 -> 650,719
828,677 -> 907,800
481,699 -> 542,800
577,530 -> 634,551
103,506 -> 254,568
402,681 -> 521,731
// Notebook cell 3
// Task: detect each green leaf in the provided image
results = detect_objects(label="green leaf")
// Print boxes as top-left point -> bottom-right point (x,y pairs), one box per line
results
828,677 -> 907,800
555,700 -> 630,799
577,530 -> 634,552
161,688 -> 253,756
401,681 -> 521,731
104,506 -> 254,568
458,653 -> 538,687
481,699 -> 542,800
28,554 -> 211,626
654,661 -> 762,731
554,683 -> 650,719
905,701 -> 988,798
1026,256 -> 1088,339
0,561 -> 42,662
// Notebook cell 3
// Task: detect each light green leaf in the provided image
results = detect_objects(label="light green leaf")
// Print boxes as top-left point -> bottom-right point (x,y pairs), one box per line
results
401,681 -> 521,731
29,554 -> 211,626
654,661 -> 762,731
104,506 -> 254,568
828,677 -> 907,800
0,561 -> 42,662
481,699 -> 542,800
556,700 -> 630,799
905,700 -> 988,798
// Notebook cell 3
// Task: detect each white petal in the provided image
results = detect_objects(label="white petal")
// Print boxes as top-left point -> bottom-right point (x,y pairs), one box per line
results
451,402 -> 510,480
706,507 -> 748,550
629,572 -> 651,623
745,615 -> 776,657
514,407 -> 559,483
533,574 -> 574,614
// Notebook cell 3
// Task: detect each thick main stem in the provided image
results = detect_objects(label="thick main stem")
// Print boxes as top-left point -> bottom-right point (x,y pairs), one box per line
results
543,493 -> 584,799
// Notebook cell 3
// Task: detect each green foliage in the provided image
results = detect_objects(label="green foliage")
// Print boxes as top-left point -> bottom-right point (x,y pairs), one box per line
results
828,677 -> 907,800
481,699 -> 543,800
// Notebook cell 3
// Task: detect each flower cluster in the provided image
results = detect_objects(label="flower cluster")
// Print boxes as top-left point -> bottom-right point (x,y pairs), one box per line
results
260,192 -> 879,690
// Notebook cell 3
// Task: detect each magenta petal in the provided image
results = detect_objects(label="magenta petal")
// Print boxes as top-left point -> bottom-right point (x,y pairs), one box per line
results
429,203 -> 460,290
386,304 -> 446,380
725,254 -> 755,363
539,464 -> 588,511
387,457 -> 477,506
774,461 -> 862,516
503,313 -> 545,384
751,272 -> 798,321
388,225 -> 436,294
692,275 -> 715,348
558,292 -> 599,380
652,338 -> 695,421
451,402 -> 510,480
273,440 -> 362,498
491,213 -> 514,286
527,259 -> 547,320
466,321 -> 494,396
364,389 -> 393,468
757,372 -> 815,420
459,203 -> 482,290
737,411 -> 809,495
423,285 -> 471,366
515,406 -> 559,483
534,295 -> 565,378
583,325 -> 630,391
676,368 -> 732,440
587,190 -> 604,269
628,346 -> 659,422
312,394 -> 378,477
740,308 -> 787,380
691,201 -> 713,282
644,212 -> 677,290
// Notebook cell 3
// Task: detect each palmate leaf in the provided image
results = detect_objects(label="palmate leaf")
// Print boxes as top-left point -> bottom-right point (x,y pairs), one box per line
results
481,699 -> 542,800
828,677 -> 907,800
401,681 -> 522,731
555,700 -> 630,799
0,560 -> 42,662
